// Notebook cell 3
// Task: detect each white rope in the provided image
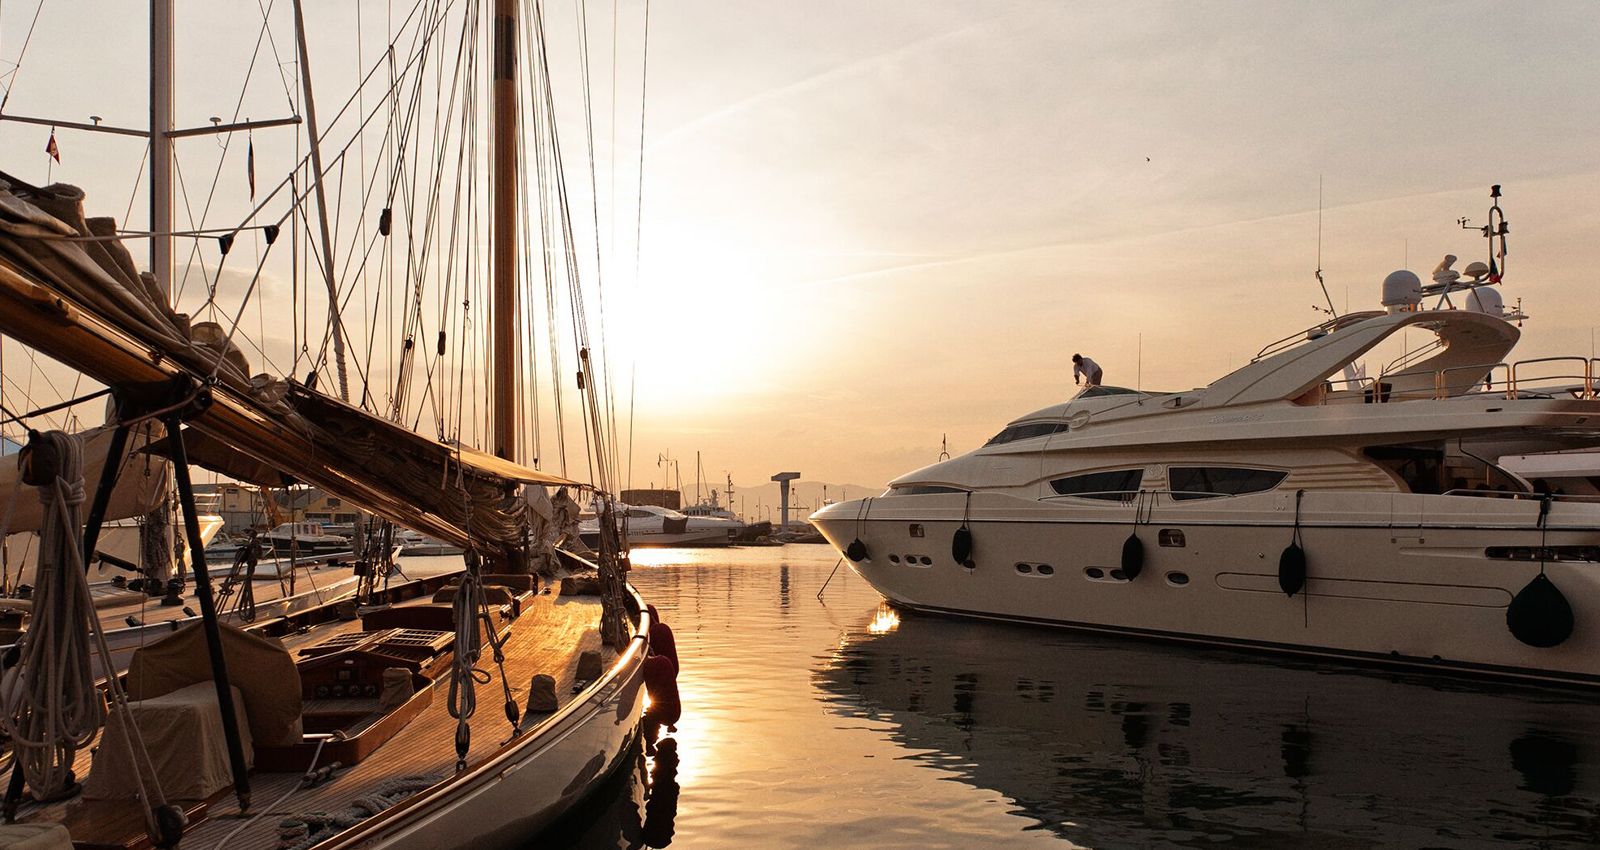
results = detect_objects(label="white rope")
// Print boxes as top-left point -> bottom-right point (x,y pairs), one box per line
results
0,432 -> 168,832
0,432 -> 101,798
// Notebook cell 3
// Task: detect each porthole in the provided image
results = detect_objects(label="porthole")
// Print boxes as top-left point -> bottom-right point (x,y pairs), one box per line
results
905,553 -> 917,563
1109,569 -> 1127,581
1085,567 -> 1104,579
1165,571 -> 1190,586
1037,564 -> 1055,576
1015,563 -> 1033,574
919,556 -> 933,566
889,554 -> 901,564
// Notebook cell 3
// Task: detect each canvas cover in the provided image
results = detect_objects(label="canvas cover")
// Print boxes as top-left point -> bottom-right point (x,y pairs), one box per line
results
125,622 -> 302,747
0,422 -> 167,535
0,823 -> 72,850
82,681 -> 252,802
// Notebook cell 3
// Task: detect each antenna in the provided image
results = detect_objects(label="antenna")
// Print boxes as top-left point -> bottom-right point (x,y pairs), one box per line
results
1314,176 -> 1337,316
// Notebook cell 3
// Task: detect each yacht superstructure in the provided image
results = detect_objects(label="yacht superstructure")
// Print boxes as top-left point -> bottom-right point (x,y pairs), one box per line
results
814,188 -> 1600,686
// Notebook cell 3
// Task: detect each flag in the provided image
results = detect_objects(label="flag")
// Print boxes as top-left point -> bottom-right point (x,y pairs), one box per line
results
44,130 -> 59,163
246,136 -> 256,200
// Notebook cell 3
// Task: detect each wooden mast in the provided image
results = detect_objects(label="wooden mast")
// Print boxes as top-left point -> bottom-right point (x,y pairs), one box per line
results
491,0 -> 519,461
149,0 -> 173,297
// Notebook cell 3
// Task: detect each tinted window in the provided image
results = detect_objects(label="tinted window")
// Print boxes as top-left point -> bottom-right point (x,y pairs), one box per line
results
1168,467 -> 1286,500
985,422 -> 1069,446
888,485 -> 968,496
1049,469 -> 1142,501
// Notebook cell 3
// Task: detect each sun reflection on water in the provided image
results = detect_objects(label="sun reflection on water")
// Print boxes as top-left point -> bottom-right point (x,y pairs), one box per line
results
867,604 -> 900,634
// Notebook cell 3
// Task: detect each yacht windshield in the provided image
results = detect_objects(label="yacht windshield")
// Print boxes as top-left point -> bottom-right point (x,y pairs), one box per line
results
985,422 -> 1069,446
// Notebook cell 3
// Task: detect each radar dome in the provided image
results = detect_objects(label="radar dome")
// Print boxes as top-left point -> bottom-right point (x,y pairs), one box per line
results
1382,270 -> 1422,312
1467,287 -> 1505,317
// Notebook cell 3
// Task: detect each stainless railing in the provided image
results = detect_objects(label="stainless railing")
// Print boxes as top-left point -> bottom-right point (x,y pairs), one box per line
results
1314,356 -> 1598,405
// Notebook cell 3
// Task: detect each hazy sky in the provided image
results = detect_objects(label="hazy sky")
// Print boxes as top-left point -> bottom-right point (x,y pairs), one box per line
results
2,1 -> 1598,495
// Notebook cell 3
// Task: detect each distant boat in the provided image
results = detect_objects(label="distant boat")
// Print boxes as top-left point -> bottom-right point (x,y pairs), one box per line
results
258,521 -> 351,555
398,528 -> 467,557
584,502 -> 739,548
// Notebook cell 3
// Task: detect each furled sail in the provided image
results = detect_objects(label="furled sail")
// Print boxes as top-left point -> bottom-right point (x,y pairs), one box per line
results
0,175 -> 572,556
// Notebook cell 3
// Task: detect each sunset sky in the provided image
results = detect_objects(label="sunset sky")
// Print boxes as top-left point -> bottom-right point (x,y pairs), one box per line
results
2,1 -> 1598,495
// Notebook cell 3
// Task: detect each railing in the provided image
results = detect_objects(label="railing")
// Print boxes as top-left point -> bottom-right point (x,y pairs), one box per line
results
1442,488 -> 1600,503
1313,356 -> 1597,405
1508,357 -> 1594,400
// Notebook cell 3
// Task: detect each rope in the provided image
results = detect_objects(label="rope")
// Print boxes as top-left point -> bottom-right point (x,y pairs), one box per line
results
274,773 -> 437,850
446,559 -> 486,769
0,432 -> 101,797
0,432 -> 167,834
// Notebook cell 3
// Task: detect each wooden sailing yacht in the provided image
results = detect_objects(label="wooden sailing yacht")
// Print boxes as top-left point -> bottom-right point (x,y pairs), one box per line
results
0,0 -> 651,847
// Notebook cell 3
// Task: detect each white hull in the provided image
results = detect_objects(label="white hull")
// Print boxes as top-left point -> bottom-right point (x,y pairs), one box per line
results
815,490 -> 1600,686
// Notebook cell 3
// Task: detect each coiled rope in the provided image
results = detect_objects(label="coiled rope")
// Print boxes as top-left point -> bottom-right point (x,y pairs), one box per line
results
0,432 -> 168,834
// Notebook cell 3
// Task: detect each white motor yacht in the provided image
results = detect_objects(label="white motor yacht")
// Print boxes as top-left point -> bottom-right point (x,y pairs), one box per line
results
259,521 -> 351,555
583,502 -> 740,548
814,188 -> 1600,687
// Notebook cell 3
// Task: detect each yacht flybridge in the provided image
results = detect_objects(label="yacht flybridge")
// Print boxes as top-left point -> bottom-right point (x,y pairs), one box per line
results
814,187 -> 1600,687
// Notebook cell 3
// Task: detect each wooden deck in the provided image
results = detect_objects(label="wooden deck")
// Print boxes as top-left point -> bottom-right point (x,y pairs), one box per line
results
16,579 -> 613,850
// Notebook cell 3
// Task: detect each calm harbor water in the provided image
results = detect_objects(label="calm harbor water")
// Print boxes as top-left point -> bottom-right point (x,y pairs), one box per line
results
539,544 -> 1600,849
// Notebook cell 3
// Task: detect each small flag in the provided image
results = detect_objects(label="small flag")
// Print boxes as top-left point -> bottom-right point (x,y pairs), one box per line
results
246,136 -> 256,200
44,129 -> 59,163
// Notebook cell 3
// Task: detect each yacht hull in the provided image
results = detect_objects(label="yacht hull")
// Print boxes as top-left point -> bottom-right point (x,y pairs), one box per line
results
312,584 -> 649,850
815,493 -> 1600,687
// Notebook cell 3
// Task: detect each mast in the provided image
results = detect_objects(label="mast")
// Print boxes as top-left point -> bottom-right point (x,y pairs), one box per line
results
490,0 -> 519,460
149,0 -> 173,297
291,0 -> 351,402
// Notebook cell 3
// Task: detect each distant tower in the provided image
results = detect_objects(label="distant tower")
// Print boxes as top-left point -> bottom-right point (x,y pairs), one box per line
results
771,472 -> 800,531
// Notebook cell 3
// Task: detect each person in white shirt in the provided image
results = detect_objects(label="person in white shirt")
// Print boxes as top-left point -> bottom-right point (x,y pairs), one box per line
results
1072,353 -> 1102,388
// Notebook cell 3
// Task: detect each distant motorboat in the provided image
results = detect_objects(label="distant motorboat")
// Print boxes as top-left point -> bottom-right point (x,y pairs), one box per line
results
582,502 -> 738,548
259,521 -> 351,555
398,528 -> 466,557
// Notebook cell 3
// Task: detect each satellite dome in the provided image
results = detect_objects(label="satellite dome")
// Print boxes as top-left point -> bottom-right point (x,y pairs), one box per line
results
1467,287 -> 1505,317
1382,270 -> 1422,312
1463,261 -> 1490,281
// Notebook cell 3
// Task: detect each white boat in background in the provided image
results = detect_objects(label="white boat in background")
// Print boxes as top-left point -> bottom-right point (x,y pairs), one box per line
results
584,502 -> 739,548
815,186 -> 1600,688
398,528 -> 467,557
259,520 -> 350,555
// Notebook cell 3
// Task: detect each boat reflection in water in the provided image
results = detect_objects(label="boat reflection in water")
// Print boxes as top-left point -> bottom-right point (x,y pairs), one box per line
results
815,609 -> 1600,848
539,738 -> 682,849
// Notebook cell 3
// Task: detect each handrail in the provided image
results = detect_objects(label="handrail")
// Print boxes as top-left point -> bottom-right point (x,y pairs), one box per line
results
1442,488 -> 1600,502
1311,355 -> 1599,405
1509,356 -> 1593,400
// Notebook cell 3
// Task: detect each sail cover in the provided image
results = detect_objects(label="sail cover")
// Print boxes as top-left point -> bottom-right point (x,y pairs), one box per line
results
0,175 -> 572,552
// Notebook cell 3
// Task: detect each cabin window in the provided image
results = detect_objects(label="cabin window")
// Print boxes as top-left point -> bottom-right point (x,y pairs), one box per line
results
1168,467 -> 1287,500
985,422 -> 1069,446
1486,545 -> 1600,562
888,485 -> 968,496
625,509 -> 652,519
1048,469 -> 1143,501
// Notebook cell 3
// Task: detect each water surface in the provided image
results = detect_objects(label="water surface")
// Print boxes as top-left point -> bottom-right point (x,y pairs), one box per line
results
541,545 -> 1600,849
